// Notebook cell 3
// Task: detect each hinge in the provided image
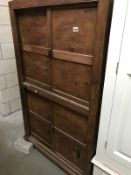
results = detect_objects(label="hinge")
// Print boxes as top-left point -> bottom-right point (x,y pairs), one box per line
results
116,62 -> 119,74
105,141 -> 107,149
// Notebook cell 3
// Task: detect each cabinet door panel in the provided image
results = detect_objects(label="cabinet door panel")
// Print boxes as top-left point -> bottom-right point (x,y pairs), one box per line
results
54,104 -> 87,143
52,7 -> 96,55
18,8 -> 48,47
29,112 -> 52,145
23,52 -> 50,86
54,130 -> 87,170
27,92 -> 51,121
52,59 -> 91,102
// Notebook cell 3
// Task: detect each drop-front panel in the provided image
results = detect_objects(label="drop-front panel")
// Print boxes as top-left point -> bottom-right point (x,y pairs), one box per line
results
9,0 -> 113,174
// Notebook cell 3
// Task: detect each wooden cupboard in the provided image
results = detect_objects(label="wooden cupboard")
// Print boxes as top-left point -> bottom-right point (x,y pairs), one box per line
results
9,0 -> 113,174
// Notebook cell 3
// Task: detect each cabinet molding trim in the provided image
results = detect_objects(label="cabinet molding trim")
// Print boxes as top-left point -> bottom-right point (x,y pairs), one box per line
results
92,157 -> 119,175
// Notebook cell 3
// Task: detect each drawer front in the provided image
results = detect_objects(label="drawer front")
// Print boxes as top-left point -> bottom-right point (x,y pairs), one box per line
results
29,112 -> 52,145
27,92 -> 51,121
54,104 -> 88,143
54,129 -> 87,170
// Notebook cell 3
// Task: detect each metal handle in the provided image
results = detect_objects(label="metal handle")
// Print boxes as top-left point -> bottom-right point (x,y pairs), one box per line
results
48,48 -> 52,58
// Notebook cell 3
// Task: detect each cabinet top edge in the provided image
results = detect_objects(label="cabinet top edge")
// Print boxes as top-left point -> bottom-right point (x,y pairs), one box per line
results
9,0 -> 98,10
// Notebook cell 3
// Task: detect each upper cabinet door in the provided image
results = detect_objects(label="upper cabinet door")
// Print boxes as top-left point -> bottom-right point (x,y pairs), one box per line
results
17,8 -> 51,89
51,6 -> 97,104
106,0 -> 131,171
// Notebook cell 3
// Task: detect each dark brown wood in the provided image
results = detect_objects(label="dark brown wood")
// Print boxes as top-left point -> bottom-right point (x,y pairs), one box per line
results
52,50 -> 93,65
23,44 -> 49,56
23,82 -> 89,117
23,52 -> 50,86
52,7 -> 96,55
52,59 -> 91,101
9,0 -> 113,174
9,0 -> 98,9
29,111 -> 52,147
53,129 -> 87,170
27,92 -> 51,121
53,104 -> 88,143
18,7 -> 48,47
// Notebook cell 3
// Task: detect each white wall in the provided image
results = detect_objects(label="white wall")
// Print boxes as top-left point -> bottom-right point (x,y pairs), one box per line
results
0,0 -> 21,115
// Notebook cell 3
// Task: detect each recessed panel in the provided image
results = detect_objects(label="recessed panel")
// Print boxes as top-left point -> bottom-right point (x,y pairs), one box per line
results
54,104 -> 87,143
29,112 -> 51,145
23,52 -> 50,86
52,59 -> 91,101
54,130 -> 87,170
52,7 -> 96,55
18,8 -> 48,47
27,92 -> 51,121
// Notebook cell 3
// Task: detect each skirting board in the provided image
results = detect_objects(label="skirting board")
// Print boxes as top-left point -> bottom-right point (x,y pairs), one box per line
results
92,156 -> 120,175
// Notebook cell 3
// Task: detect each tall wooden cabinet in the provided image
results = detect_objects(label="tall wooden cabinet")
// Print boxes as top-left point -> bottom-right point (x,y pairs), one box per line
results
9,0 -> 113,174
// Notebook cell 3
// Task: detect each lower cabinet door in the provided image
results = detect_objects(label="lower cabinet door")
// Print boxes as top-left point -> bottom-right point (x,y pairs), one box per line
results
26,90 -> 88,171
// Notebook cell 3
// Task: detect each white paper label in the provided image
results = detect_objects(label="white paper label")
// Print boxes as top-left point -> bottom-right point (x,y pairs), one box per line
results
72,27 -> 79,32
